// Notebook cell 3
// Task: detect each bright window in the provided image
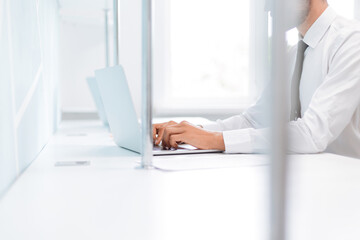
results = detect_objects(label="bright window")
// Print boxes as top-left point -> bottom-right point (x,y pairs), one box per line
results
328,0 -> 354,18
154,0 -> 256,114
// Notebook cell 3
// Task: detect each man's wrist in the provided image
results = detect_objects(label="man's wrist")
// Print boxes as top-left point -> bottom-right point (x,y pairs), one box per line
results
212,132 -> 225,151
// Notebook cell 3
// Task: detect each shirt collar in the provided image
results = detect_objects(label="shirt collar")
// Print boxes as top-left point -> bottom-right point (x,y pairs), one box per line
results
303,7 -> 337,48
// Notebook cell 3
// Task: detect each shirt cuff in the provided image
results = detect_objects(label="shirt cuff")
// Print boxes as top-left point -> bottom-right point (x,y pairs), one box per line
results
222,128 -> 253,153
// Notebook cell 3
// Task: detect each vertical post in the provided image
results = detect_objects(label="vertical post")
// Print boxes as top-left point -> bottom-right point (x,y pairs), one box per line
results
269,0 -> 288,240
355,0 -> 360,20
104,9 -> 110,67
141,0 -> 153,168
250,0 -> 269,96
113,0 -> 119,65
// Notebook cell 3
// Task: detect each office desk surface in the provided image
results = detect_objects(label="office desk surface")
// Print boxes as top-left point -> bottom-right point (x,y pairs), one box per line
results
0,121 -> 360,240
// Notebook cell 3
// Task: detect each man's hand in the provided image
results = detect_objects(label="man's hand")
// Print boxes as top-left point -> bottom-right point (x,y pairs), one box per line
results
153,121 -> 178,146
153,121 -> 225,151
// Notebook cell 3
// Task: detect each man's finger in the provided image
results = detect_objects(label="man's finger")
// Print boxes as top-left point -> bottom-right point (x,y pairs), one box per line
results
155,127 -> 165,145
169,134 -> 184,149
152,125 -> 157,143
153,123 -> 167,145
162,126 -> 185,148
155,121 -> 177,145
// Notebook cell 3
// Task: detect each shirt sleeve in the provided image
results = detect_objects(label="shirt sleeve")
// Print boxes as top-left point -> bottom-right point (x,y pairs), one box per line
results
222,32 -> 360,154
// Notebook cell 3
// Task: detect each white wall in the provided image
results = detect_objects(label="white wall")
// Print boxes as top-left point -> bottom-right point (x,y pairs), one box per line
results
0,0 -> 59,196
59,12 -> 113,113
59,0 -> 144,119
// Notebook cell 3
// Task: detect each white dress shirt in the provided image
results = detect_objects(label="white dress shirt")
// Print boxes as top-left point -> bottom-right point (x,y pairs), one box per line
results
203,7 -> 360,159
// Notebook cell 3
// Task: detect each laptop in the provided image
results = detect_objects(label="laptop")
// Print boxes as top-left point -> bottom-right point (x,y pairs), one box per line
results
95,65 -> 222,156
86,77 -> 109,127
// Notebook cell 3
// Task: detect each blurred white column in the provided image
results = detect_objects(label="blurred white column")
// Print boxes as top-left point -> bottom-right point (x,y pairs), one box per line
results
269,0 -> 288,240
355,0 -> 360,20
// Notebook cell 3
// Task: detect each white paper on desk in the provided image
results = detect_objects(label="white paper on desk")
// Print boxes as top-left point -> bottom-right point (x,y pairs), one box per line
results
153,154 -> 268,171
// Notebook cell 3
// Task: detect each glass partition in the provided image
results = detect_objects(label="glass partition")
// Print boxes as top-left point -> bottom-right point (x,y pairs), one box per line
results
148,0 -> 275,238
0,0 -> 59,196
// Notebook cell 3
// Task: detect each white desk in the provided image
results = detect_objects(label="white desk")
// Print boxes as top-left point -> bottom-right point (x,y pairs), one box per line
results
0,121 -> 360,240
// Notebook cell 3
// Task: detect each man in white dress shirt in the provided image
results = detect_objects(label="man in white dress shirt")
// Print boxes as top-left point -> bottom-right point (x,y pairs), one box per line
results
153,0 -> 360,159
